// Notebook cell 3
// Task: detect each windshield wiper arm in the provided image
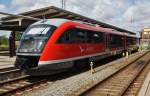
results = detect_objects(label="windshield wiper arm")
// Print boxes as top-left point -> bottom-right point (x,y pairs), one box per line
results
38,27 -> 47,36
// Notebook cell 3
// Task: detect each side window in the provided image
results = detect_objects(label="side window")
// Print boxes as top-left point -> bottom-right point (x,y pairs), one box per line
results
127,37 -> 134,46
86,31 -> 93,43
57,29 -> 71,43
86,30 -> 103,43
57,28 -> 86,44
58,28 -> 103,44
128,38 -> 136,45
75,30 -> 86,43
110,34 -> 124,48
110,35 -> 116,48
93,32 -> 103,43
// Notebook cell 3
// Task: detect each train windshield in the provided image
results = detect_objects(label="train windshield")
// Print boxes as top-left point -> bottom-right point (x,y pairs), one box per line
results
18,24 -> 56,53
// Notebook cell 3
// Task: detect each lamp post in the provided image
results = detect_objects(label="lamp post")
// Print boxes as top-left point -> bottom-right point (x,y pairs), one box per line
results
62,0 -> 66,9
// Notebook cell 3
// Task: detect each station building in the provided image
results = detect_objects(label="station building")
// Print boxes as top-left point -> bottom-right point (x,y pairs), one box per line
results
140,28 -> 150,49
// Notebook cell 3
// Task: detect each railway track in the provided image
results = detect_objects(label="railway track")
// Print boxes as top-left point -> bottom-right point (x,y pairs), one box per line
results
0,67 -> 86,96
0,67 -> 48,96
0,67 -> 24,82
0,75 -> 49,96
0,52 -> 147,96
0,67 -> 18,73
0,64 -> 89,96
71,51 -> 150,96
123,59 -> 150,96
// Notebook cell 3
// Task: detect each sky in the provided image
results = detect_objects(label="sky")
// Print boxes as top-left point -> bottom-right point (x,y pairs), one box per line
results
0,0 -> 150,37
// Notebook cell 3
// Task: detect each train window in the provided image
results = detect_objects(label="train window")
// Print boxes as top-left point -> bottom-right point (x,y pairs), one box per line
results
93,32 -> 103,43
110,34 -> 124,48
75,31 -> 86,43
26,27 -> 50,35
57,28 -> 72,43
86,31 -> 93,43
57,28 -> 86,44
127,37 -> 136,46
86,30 -> 103,43
57,31 -> 69,43
19,24 -> 57,53
68,29 -> 85,43
58,28 -> 103,44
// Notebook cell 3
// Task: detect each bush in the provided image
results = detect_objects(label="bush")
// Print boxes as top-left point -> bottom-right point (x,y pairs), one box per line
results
0,35 -> 9,50
0,36 -> 8,45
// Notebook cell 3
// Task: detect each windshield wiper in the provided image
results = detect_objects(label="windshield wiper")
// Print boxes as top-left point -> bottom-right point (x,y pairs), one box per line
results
38,27 -> 47,36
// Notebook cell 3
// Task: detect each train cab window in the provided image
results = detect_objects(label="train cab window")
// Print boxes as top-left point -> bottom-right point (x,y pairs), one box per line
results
57,28 -> 86,44
18,24 -> 57,53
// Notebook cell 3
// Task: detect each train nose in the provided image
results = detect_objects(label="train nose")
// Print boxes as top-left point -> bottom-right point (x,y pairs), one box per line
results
15,57 -> 22,68
15,55 -> 39,70
15,56 -> 28,70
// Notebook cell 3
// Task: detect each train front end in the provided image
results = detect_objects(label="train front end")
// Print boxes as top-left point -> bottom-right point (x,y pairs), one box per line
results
15,22 -> 56,75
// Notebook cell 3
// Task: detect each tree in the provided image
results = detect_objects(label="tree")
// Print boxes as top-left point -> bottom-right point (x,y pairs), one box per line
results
15,32 -> 23,41
0,35 -> 9,46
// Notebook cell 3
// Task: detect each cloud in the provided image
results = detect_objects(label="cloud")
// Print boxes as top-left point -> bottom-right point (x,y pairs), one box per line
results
0,4 -> 6,11
11,0 -> 61,13
65,0 -> 138,33
0,30 -> 11,38
121,0 -> 150,34
0,0 -> 148,35
123,3 -> 150,22
67,0 -> 130,20
10,0 -> 130,20
11,0 -> 36,7
0,4 -> 8,18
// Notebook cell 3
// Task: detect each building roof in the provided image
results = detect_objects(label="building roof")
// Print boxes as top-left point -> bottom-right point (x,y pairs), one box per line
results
31,18 -> 72,27
0,6 -> 135,35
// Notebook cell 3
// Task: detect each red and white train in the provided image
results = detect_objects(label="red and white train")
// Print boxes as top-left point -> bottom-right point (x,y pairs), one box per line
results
15,19 -> 139,76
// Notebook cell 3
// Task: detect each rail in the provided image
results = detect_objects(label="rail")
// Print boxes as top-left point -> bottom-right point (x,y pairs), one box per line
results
71,51 -> 150,96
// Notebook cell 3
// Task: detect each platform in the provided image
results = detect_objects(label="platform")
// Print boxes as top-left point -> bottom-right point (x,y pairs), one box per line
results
138,69 -> 150,96
0,55 -> 16,69
0,51 -> 10,56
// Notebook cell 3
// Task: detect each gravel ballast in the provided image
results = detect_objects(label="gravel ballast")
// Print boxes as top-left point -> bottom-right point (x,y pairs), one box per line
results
22,52 -> 145,96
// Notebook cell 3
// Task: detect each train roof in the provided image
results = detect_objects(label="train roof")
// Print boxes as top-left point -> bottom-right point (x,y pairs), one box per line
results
31,18 -> 71,26
31,19 -> 138,38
